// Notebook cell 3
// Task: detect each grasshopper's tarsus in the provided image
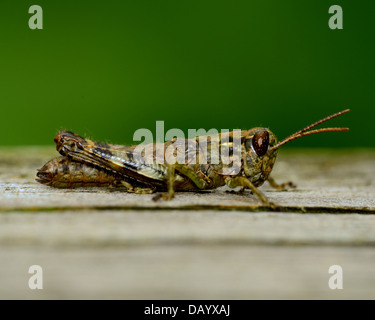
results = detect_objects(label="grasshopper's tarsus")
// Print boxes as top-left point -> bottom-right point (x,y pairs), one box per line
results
127,187 -> 156,194
267,176 -> 296,190
226,187 -> 246,195
225,176 -> 275,208
120,181 -> 156,194
268,203 -> 282,211
152,193 -> 162,201
152,193 -> 174,201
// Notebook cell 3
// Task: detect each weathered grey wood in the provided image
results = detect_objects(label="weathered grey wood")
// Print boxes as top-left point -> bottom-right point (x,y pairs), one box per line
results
0,147 -> 374,212
1,245 -> 375,299
0,147 -> 374,299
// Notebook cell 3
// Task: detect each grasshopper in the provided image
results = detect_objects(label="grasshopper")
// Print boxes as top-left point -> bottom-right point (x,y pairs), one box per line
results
37,109 -> 349,208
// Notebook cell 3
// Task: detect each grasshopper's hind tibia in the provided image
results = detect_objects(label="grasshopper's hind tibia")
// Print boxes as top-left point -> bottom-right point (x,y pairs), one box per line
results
225,176 -> 278,209
267,176 -> 296,190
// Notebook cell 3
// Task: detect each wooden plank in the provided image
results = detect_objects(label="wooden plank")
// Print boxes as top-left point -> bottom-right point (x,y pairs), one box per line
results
0,148 -> 374,212
0,147 -> 374,299
1,245 -> 375,299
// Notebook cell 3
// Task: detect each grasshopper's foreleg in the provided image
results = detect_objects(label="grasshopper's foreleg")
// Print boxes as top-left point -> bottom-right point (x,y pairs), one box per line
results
225,176 -> 278,209
267,176 -> 296,190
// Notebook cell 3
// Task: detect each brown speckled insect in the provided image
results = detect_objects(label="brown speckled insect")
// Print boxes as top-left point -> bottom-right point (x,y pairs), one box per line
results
37,109 -> 349,208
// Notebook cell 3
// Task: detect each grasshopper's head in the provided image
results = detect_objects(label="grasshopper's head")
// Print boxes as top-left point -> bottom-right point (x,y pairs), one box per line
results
242,109 -> 350,186
242,128 -> 279,186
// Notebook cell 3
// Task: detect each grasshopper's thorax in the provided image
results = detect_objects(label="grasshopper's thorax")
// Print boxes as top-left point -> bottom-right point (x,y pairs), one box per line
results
242,127 -> 278,186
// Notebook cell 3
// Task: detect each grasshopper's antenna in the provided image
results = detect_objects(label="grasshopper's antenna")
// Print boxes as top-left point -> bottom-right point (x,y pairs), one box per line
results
271,109 -> 350,150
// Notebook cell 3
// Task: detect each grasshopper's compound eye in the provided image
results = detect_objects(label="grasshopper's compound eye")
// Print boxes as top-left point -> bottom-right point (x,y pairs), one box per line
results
252,130 -> 269,157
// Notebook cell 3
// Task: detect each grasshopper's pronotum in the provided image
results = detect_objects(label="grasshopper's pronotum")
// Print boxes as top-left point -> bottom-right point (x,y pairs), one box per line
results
37,109 -> 349,208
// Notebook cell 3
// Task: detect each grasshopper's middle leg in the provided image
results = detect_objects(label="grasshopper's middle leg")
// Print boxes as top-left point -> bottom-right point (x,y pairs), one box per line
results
166,164 -> 175,200
153,164 -> 213,201
152,164 -> 176,201
225,176 -> 278,209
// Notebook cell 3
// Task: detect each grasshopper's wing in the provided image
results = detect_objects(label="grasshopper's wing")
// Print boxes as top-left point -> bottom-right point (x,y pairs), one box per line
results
55,130 -> 173,189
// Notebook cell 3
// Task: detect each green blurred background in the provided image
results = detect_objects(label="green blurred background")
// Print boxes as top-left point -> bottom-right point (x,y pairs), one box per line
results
0,0 -> 373,147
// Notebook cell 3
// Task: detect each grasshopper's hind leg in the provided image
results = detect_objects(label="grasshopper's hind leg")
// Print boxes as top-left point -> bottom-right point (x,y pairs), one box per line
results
267,176 -> 296,190
225,176 -> 278,209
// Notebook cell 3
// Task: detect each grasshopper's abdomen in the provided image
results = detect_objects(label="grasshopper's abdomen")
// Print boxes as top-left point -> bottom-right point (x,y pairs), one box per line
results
36,156 -> 123,188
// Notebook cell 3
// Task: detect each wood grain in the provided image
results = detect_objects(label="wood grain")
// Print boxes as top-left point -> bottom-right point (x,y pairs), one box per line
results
0,147 -> 374,299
